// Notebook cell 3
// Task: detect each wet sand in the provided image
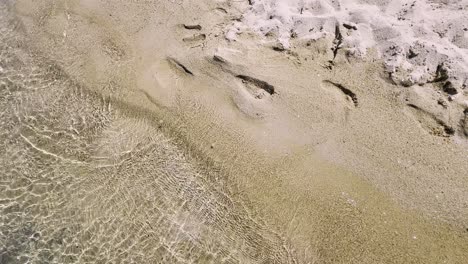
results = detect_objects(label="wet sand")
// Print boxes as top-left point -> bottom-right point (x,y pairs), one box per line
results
1,0 -> 468,263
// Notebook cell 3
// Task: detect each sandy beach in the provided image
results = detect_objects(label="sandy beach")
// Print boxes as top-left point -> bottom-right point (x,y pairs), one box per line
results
1,0 -> 468,263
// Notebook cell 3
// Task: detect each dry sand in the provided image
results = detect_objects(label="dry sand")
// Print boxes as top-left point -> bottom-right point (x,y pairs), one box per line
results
1,0 -> 468,263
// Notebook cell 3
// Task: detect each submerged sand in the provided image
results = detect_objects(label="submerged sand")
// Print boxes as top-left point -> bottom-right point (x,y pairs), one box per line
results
1,0 -> 468,263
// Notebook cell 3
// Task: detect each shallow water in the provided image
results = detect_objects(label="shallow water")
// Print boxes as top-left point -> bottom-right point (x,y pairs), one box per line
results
0,4 -> 295,263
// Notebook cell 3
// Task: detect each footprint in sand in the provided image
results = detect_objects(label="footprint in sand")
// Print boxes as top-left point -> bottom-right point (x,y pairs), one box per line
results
230,76 -> 275,119
319,80 -> 359,124
406,104 -> 455,138
322,80 -> 358,108
138,57 -> 194,108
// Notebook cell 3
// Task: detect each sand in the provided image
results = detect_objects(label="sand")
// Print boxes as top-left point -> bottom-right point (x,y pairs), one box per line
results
1,0 -> 468,263
230,0 -> 468,89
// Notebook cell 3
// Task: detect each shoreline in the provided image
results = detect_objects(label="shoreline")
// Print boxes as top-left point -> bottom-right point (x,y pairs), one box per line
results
1,0 -> 468,263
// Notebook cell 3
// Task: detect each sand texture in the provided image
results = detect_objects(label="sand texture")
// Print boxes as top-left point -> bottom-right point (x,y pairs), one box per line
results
1,0 -> 468,263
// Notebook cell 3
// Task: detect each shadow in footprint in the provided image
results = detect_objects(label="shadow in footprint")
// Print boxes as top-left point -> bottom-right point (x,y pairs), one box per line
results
236,75 -> 275,98
463,108 -> 468,137
166,57 -> 194,76
322,80 -> 358,107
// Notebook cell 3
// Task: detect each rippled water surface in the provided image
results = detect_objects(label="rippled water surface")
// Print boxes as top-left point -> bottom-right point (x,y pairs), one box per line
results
0,4 -> 298,263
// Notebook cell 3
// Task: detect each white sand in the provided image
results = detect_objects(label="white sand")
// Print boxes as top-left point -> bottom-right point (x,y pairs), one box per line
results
229,0 -> 468,90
